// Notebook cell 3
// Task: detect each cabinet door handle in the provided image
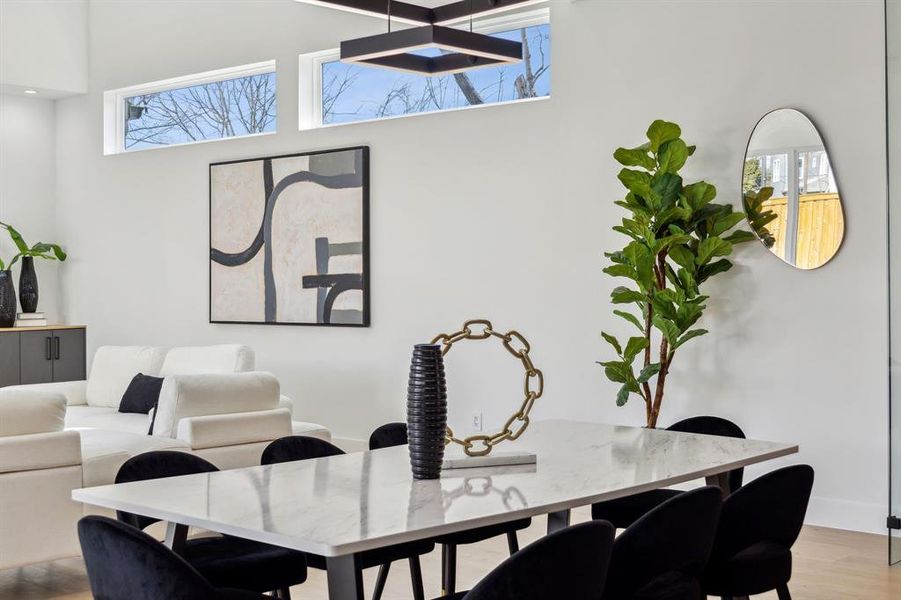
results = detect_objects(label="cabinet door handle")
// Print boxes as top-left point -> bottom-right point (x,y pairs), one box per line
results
54,336 -> 60,360
45,337 -> 52,360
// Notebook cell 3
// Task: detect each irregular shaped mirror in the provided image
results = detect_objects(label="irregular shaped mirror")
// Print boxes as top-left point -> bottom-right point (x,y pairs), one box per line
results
743,109 -> 844,269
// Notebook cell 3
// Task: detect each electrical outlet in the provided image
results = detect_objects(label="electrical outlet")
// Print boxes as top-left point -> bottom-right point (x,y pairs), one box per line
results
471,412 -> 483,432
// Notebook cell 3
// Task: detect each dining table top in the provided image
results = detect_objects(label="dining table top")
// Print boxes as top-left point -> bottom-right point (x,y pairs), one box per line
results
72,419 -> 798,557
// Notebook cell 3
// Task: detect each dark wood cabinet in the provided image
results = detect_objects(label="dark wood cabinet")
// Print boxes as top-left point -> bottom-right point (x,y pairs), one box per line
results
0,326 -> 86,387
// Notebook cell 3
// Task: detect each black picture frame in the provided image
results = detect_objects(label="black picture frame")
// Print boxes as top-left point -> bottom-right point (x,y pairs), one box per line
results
208,145 -> 370,327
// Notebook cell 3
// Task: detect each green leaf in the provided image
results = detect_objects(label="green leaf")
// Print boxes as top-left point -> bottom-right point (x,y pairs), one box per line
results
611,286 -> 646,305
657,139 -> 689,173
603,264 -> 637,280
637,363 -> 662,383
4,224 -> 28,253
618,168 -> 652,198
616,384 -> 631,406
677,268 -> 698,296
646,120 -> 681,153
614,309 -> 645,332
696,237 -> 733,265
710,211 -> 746,236
651,293 -> 678,322
599,360 -> 630,384
601,332 -> 623,356
668,244 -> 695,270
723,230 -> 757,244
624,336 -> 649,362
612,225 -> 641,241
697,258 -> 733,283
674,328 -> 708,349
683,181 -> 717,211
652,316 -> 681,347
614,146 -> 655,170
649,173 -> 682,210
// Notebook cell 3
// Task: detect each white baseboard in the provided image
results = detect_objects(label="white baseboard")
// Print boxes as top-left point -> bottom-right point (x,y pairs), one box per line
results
804,495 -> 886,535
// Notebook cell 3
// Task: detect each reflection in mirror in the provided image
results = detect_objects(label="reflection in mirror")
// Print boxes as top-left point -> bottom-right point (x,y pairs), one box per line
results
742,109 -> 844,269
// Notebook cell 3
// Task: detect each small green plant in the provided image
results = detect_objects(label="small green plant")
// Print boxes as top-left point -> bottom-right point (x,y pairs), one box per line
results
599,120 -> 755,428
0,222 -> 67,271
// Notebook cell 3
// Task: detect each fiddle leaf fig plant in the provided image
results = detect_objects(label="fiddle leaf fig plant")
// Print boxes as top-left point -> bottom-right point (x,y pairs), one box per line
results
599,120 -> 755,428
0,222 -> 67,271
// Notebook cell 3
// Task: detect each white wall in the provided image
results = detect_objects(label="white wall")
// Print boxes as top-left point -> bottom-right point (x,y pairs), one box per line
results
0,0 -> 89,96
0,94 -> 61,320
48,0 -> 888,533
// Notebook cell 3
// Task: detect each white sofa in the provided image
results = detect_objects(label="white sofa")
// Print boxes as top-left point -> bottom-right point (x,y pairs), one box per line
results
1,344 -> 330,568
0,389 -> 83,569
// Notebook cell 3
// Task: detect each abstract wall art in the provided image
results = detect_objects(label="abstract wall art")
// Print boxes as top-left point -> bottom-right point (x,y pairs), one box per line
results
210,146 -> 369,326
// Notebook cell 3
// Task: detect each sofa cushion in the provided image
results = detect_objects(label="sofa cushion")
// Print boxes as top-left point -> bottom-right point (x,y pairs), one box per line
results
78,429 -> 190,488
0,389 -> 67,436
66,406 -> 152,436
153,372 -> 279,438
158,345 -> 254,377
86,346 -> 167,408
119,374 -> 164,417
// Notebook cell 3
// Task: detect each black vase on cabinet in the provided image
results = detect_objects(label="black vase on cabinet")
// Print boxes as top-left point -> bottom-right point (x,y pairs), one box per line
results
0,270 -> 16,327
19,256 -> 38,313
406,343 -> 447,480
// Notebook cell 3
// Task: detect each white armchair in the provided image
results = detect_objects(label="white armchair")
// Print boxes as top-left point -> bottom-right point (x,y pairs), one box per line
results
0,389 -> 83,569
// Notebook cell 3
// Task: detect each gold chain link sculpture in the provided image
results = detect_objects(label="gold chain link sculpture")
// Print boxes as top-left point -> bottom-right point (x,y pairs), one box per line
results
431,319 -> 543,457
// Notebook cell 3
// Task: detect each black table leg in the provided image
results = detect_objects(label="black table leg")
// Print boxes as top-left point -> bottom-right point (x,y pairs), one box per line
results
547,509 -> 571,534
163,522 -> 188,555
706,472 -> 731,496
326,554 -> 364,600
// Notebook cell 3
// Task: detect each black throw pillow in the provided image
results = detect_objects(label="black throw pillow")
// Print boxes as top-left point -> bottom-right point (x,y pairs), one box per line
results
118,373 -> 164,419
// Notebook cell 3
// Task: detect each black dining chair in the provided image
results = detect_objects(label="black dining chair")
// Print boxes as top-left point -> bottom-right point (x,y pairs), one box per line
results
703,464 -> 815,600
369,422 -> 533,596
432,520 -> 616,600
78,515 -> 271,600
600,485 -> 723,600
261,435 -> 435,600
592,416 -> 745,528
115,451 -> 307,599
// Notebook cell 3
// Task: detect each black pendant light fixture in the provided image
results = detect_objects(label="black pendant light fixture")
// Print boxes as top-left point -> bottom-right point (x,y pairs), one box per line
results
298,0 -> 544,75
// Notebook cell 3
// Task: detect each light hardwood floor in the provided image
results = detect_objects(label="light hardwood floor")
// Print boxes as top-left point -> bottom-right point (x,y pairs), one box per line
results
2,509 -> 899,600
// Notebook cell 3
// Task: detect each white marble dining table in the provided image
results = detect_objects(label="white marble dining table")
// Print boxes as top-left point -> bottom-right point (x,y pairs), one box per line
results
72,419 -> 797,600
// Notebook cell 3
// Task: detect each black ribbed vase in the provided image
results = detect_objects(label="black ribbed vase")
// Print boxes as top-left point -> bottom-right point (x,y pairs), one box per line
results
0,270 -> 16,328
406,344 -> 447,480
18,256 -> 38,313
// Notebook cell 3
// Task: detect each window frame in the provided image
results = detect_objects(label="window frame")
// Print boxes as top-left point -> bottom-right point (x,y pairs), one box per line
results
103,60 -> 277,155
299,8 -> 550,130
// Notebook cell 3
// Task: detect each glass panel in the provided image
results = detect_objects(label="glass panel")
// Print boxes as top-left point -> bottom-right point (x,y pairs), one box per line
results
888,0 -> 901,566
123,71 -> 276,151
320,23 -> 550,125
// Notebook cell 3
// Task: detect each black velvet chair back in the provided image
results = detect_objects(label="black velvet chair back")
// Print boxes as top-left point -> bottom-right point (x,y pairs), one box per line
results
668,416 -> 746,490
369,422 -> 408,450
115,451 -> 218,530
464,520 -> 615,600
602,486 -> 722,600
79,515 -> 218,600
710,464 -> 814,561
261,435 -> 345,465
